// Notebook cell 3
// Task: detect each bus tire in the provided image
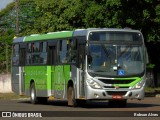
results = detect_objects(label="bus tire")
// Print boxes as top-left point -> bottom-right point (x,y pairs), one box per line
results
30,82 -> 38,104
67,86 -> 77,107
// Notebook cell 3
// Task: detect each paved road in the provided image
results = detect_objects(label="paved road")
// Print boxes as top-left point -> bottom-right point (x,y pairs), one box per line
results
0,97 -> 159,120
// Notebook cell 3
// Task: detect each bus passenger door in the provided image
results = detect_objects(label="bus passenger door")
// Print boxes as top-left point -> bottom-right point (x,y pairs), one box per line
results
19,46 -> 26,95
54,40 -> 69,99
48,41 -> 57,97
54,65 -> 64,98
54,40 -> 67,99
78,44 -> 86,98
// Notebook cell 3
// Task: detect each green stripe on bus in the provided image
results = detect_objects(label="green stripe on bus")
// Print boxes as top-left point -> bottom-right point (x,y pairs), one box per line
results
24,31 -> 73,42
114,77 -> 141,87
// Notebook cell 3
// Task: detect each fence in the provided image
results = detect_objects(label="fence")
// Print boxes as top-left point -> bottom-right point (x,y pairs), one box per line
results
0,73 -> 12,93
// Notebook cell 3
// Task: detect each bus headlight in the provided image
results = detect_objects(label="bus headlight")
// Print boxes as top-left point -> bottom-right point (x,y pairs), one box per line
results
132,79 -> 145,89
87,79 -> 102,89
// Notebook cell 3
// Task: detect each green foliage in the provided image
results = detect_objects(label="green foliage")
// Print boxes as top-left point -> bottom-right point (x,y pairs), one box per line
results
33,0 -> 86,32
0,0 -> 160,73
147,64 -> 155,69
85,1 -> 105,27
0,29 -> 15,73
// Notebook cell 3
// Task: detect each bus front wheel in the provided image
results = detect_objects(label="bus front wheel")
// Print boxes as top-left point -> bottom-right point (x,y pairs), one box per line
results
67,86 -> 77,107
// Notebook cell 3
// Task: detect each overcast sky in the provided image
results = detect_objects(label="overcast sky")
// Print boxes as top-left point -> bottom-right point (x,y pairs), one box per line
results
0,0 -> 14,10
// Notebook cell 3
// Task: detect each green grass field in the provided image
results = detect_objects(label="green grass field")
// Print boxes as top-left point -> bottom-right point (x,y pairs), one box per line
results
145,87 -> 160,92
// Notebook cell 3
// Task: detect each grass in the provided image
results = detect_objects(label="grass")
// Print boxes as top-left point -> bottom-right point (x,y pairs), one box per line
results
0,92 -> 29,100
145,87 -> 160,92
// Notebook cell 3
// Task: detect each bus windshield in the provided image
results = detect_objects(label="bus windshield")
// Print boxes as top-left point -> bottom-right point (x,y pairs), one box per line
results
88,44 -> 145,77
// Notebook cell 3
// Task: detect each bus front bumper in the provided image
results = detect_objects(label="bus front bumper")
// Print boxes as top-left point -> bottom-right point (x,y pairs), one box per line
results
86,85 -> 145,100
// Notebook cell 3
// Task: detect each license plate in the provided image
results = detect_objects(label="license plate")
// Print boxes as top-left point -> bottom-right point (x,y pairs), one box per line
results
112,95 -> 122,99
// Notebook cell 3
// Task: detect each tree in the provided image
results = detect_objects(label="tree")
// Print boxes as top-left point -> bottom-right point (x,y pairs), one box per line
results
33,0 -> 87,32
0,29 -> 14,73
0,0 -> 160,86
0,0 -> 36,72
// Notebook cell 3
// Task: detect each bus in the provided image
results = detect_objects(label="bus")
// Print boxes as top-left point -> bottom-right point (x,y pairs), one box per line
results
12,28 -> 148,107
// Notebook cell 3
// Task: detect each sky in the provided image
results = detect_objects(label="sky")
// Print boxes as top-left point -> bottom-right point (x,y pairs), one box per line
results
0,0 -> 14,10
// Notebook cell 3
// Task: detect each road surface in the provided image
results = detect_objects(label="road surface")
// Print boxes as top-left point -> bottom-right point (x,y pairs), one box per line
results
0,97 -> 159,120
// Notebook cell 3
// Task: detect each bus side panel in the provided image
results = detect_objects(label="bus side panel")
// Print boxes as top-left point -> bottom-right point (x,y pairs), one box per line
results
47,66 -> 52,96
11,66 -> 20,94
52,65 -> 65,98
63,65 -> 71,98
70,65 -> 79,99
25,66 -> 48,97
51,65 -> 70,99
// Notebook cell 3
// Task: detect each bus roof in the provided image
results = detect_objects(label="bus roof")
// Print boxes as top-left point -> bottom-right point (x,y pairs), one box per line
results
86,28 -> 141,33
23,31 -> 73,42
72,28 -> 141,37
13,28 -> 141,43
13,37 -> 24,43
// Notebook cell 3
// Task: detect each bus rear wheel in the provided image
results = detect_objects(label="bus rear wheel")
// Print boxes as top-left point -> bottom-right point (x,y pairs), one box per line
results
30,82 -> 48,104
30,82 -> 38,104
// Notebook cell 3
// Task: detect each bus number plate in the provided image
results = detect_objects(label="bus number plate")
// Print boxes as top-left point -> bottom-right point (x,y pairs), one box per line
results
112,95 -> 122,99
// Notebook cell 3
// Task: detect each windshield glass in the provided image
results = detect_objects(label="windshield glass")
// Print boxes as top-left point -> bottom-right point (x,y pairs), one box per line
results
88,44 -> 144,77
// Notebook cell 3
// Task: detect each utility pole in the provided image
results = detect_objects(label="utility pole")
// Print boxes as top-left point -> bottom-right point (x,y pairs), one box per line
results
5,44 -> 8,73
15,0 -> 19,36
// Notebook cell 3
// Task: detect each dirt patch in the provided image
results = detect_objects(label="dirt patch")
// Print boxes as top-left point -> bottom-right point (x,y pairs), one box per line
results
0,92 -> 28,100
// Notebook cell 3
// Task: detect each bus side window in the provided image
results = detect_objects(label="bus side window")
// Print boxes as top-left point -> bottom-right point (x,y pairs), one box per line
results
32,43 -> 34,53
26,54 -> 31,64
47,41 -> 57,65
78,45 -> 85,69
40,42 -> 47,64
68,39 -> 77,63
28,43 -> 31,53
31,42 -> 41,64
34,42 -> 39,52
12,44 -> 19,66
27,43 -> 32,65
59,40 -> 68,63
40,42 -> 47,53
